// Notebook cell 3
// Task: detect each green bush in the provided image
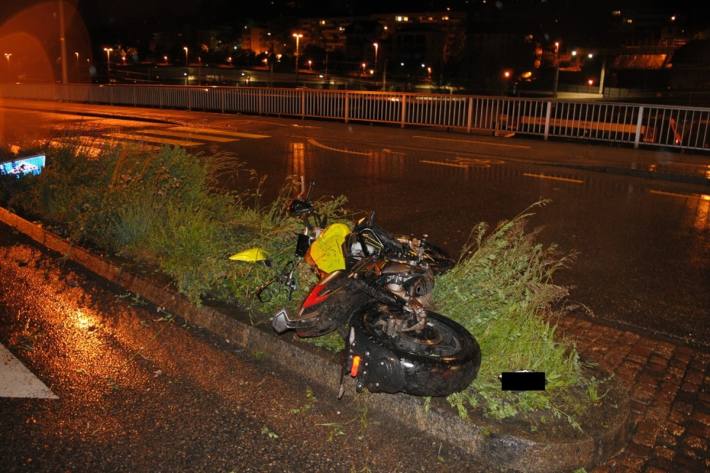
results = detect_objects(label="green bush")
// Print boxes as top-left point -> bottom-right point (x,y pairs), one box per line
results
434,202 -> 589,423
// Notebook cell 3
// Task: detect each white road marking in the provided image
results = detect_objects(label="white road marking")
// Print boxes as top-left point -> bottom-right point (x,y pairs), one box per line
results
648,189 -> 699,199
11,110 -> 101,122
105,132 -> 201,147
88,118 -> 163,128
412,135 -> 531,149
139,128 -> 238,143
523,172 -> 584,184
419,160 -> 469,169
0,342 -> 58,399
307,138 -> 372,157
45,136 -> 161,156
167,126 -> 269,139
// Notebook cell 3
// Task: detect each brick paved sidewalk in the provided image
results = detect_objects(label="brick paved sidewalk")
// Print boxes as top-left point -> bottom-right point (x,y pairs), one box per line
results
557,316 -> 709,472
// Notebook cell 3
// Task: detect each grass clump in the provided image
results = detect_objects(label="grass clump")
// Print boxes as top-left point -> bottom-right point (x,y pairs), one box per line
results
434,202 -> 591,425
1,142 -> 345,309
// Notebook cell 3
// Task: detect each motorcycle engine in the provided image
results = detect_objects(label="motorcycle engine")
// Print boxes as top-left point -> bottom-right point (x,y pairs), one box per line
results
381,262 -> 435,308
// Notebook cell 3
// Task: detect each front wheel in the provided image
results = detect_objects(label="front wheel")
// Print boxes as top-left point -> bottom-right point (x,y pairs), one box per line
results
351,306 -> 481,396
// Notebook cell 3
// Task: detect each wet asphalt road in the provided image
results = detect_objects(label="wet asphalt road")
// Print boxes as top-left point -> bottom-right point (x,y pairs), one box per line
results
0,105 -> 708,349
0,230 -> 489,472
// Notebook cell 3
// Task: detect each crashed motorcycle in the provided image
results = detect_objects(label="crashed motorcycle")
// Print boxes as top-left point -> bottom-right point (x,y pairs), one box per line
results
231,189 -> 481,397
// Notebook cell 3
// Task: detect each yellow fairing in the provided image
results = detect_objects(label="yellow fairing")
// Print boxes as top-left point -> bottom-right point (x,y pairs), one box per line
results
229,247 -> 269,263
309,223 -> 350,273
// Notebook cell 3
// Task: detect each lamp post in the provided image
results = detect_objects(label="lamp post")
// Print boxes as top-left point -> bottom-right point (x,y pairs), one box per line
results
372,42 -> 379,68
58,0 -> 68,84
103,47 -> 113,77
183,46 -> 189,85
598,56 -> 607,96
292,33 -> 303,74
552,41 -> 560,98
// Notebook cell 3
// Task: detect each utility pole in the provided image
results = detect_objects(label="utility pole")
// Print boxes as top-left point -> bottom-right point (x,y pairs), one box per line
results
58,0 -> 68,84
552,41 -> 560,98
598,57 -> 607,96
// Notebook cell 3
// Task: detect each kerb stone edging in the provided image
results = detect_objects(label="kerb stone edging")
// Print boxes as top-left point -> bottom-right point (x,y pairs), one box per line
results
0,206 -> 631,472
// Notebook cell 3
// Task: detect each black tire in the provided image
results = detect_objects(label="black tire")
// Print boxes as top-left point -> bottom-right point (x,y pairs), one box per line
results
354,306 -> 481,396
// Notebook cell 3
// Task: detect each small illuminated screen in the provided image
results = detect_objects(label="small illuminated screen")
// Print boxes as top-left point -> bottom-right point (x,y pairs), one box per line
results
0,154 -> 46,177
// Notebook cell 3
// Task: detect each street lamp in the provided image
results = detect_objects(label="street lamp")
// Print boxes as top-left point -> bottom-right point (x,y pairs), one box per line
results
552,41 -> 560,98
3,52 -> 11,64
74,51 -> 79,63
372,42 -> 379,67
292,33 -> 303,74
183,46 -> 188,65
307,59 -> 312,70
103,47 -> 113,74
361,62 -> 366,76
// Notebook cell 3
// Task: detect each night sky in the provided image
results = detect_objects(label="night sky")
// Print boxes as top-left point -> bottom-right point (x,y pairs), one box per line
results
0,1 -> 708,46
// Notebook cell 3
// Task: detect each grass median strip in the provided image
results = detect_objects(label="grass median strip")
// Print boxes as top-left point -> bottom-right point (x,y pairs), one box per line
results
0,140 -> 597,431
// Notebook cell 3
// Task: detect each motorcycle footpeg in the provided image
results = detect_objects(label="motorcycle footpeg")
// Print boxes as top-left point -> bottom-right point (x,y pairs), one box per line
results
272,309 -> 291,334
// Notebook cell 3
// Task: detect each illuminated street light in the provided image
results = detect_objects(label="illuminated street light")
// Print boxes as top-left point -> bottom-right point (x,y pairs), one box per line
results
587,78 -> 594,86
307,59 -> 312,70
571,50 -> 577,57
103,47 -> 113,73
74,51 -> 79,63
3,52 -> 11,64
361,62 -> 366,75
372,42 -> 379,67
502,69 -> 511,79
183,46 -> 188,65
163,55 -> 168,63
587,53 -> 594,59
292,33 -> 303,73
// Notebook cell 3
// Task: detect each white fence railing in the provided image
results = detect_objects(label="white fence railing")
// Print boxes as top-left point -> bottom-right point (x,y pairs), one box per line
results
2,83 -> 709,152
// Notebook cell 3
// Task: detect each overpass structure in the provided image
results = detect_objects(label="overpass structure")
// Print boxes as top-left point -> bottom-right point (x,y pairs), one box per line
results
1,83 -> 708,153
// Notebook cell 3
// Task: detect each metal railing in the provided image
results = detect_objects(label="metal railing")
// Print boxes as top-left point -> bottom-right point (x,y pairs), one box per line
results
1,83 -> 708,152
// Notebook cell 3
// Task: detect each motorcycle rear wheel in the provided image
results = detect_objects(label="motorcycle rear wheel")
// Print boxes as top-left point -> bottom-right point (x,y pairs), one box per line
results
356,306 -> 480,396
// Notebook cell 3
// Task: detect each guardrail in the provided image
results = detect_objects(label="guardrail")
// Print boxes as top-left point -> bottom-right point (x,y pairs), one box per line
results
1,83 -> 708,152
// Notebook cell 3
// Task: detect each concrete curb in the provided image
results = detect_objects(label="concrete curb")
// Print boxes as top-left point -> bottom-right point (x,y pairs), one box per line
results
0,206 -> 631,472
